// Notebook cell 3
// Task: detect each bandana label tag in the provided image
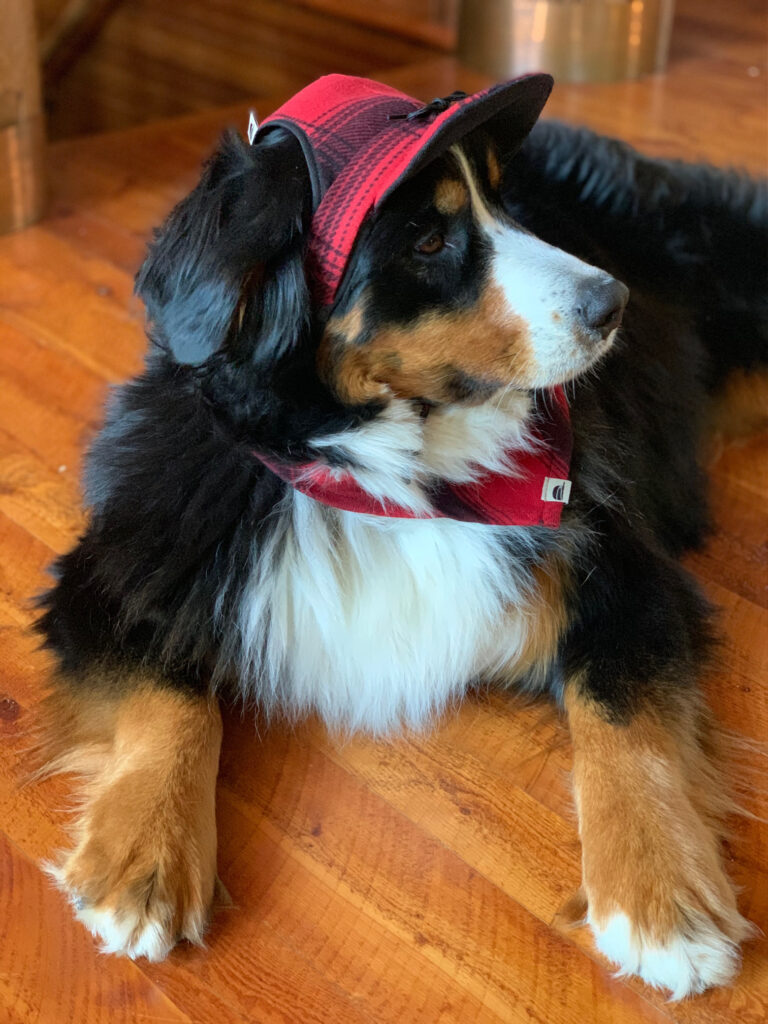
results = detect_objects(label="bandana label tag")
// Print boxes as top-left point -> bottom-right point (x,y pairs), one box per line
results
541,477 -> 572,504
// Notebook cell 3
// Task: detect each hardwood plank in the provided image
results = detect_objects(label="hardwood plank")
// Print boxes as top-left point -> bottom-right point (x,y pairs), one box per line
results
686,476 -> 768,609
0,834 -> 192,1024
150,797 -> 503,1024
0,232 -> 143,382
211,722 -> 673,1024
315,721 -> 582,923
0,322 -> 105,475
0,514 -> 54,628
0,429 -> 85,554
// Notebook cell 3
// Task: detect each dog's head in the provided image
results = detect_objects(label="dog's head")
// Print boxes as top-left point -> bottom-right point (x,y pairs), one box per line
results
136,81 -> 627,452
319,131 -> 627,408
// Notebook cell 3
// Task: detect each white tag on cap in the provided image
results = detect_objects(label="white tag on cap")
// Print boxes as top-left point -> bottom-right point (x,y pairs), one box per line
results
247,111 -> 259,145
541,477 -> 572,503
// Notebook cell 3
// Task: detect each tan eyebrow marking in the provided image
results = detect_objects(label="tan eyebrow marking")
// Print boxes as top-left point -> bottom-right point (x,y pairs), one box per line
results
434,177 -> 469,215
450,146 -> 496,231
487,146 -> 502,190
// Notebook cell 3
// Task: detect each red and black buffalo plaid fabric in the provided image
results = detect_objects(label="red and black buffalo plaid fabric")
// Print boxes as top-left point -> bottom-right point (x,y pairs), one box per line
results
260,387 -> 572,528
254,73 -> 574,529
259,73 -> 553,307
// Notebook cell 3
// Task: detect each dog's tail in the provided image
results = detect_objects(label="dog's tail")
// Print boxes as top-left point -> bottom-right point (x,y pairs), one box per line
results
514,122 -> 768,388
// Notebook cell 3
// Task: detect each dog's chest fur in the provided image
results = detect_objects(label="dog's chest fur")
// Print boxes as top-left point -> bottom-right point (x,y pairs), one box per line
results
232,395 -> 551,732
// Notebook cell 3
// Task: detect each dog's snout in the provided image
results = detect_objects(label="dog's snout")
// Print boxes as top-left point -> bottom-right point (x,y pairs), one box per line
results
577,277 -> 629,340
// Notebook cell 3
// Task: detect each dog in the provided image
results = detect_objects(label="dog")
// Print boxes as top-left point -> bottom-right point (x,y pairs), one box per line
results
33,74 -> 767,998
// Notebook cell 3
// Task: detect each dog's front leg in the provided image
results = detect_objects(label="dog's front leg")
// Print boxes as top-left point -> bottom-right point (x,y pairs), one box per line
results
558,523 -> 757,998
41,678 -> 222,961
565,680 -> 753,998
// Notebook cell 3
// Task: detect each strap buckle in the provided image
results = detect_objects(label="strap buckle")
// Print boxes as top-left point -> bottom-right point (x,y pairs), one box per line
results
387,91 -> 468,122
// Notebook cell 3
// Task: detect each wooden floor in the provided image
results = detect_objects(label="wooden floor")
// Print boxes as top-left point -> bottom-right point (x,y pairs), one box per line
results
1,1 -> 767,1021
40,0 -> 449,139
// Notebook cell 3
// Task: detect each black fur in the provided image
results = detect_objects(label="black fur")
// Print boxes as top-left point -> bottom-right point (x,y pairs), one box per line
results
38,129 -> 366,690
508,122 -> 768,384
37,119 -> 768,726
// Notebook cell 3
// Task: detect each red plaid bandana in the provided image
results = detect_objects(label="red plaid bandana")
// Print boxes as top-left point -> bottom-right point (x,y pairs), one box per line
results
260,387 -> 572,528
254,73 -> 573,528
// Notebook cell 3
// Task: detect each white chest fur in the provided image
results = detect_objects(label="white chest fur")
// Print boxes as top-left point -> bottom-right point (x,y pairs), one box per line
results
235,493 -> 538,733
234,393 -> 546,733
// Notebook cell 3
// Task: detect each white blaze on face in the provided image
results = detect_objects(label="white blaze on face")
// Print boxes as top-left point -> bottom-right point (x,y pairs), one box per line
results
452,146 -> 622,388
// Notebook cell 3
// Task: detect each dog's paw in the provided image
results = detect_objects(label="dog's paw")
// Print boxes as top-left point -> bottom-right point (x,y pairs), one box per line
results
35,685 -> 222,960
46,853 -> 212,961
45,838 -> 215,961
589,906 -> 754,1000
43,764 -> 218,961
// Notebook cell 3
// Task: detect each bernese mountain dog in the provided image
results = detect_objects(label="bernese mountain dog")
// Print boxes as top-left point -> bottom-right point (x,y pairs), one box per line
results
33,74 -> 767,999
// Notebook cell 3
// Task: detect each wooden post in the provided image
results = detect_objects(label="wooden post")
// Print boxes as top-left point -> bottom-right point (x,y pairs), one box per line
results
0,0 -> 46,232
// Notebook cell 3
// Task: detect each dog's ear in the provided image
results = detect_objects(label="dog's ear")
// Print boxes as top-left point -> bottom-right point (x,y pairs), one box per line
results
136,128 -> 311,366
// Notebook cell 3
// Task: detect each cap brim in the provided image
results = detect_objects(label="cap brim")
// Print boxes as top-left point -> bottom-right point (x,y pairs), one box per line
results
379,72 -> 553,206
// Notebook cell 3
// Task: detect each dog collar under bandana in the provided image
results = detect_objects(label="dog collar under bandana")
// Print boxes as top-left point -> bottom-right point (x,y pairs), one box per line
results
253,74 -> 573,528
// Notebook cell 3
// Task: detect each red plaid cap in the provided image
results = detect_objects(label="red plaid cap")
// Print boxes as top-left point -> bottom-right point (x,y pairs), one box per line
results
257,73 -> 553,307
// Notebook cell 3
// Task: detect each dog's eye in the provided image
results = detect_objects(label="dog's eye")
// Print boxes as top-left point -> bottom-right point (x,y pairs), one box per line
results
414,232 -> 445,255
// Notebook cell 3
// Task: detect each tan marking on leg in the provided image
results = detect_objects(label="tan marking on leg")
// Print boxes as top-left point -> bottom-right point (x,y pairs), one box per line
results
491,553 -> 571,690
565,683 -> 753,996
511,556 -> 571,681
41,678 -> 222,960
28,683 -> 121,780
434,177 -> 468,215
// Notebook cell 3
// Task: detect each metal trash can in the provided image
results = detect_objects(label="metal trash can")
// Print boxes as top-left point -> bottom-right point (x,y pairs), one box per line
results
0,0 -> 46,233
458,0 -> 676,83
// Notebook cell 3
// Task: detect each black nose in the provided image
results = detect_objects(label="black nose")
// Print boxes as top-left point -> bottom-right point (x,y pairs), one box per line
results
578,277 -> 629,340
